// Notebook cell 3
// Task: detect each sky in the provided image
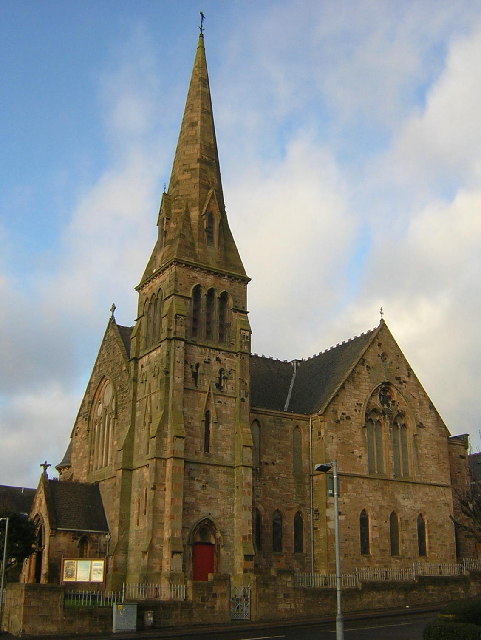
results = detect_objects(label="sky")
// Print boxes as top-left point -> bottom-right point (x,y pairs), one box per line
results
2,0 -> 481,488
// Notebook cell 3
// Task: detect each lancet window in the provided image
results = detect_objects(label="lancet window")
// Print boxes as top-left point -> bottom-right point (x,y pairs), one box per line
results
251,420 -> 260,470
366,411 -> 384,474
392,414 -> 409,477
142,290 -> 162,350
294,511 -> 304,553
203,410 -> 211,453
90,378 -> 116,471
360,509 -> 370,555
389,511 -> 400,556
417,514 -> 427,556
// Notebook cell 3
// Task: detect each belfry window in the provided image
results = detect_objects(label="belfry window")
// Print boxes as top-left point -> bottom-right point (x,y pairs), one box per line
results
203,410 -> 211,453
218,291 -> 228,343
360,509 -> 370,555
205,288 -> 215,339
192,285 -> 202,338
205,211 -> 214,245
272,510 -> 282,552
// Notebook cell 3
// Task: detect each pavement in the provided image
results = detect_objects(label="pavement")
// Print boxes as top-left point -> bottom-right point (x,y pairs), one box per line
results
0,603 -> 443,640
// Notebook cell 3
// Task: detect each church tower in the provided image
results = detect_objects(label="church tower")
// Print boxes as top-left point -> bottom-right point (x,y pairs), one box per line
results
127,32 -> 253,588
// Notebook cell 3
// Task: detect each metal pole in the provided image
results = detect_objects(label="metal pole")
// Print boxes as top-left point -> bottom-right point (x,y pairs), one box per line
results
332,461 -> 344,640
0,517 -> 9,630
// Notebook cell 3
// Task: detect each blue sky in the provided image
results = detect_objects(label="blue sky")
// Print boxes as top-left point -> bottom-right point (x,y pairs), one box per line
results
2,0 -> 481,487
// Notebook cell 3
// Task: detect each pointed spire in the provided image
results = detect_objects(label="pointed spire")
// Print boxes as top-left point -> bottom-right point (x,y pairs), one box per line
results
140,32 -> 247,286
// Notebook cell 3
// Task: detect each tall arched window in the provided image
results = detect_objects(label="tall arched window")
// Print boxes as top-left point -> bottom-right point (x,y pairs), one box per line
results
152,292 -> 162,344
417,514 -> 427,556
254,508 -> 262,552
293,427 -> 302,475
366,412 -> 383,474
90,379 -> 116,471
203,410 -> 211,453
205,288 -> 215,340
389,511 -> 400,556
251,420 -> 260,469
294,512 -> 303,553
218,291 -> 228,343
273,510 -> 282,552
360,509 -> 370,555
392,415 -> 409,477
192,285 -> 202,338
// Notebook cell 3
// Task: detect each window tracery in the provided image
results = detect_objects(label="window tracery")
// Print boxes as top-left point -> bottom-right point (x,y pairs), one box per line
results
90,378 -> 116,471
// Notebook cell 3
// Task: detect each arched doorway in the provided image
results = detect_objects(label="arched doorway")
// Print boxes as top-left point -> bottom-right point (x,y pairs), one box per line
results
191,519 -> 217,581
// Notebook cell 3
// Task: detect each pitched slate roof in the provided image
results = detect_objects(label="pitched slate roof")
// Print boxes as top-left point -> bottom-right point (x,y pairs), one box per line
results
44,480 -> 108,533
250,326 -> 378,415
0,485 -> 35,514
117,324 -> 132,357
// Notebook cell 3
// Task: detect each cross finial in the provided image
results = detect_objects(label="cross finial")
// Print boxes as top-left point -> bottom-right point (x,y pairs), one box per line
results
200,11 -> 205,35
380,306 -> 384,320
110,303 -> 116,318
40,460 -> 51,476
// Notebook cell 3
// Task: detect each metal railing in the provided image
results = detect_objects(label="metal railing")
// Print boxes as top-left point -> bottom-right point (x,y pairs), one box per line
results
65,581 -> 186,608
295,559 -> 481,588
295,573 -> 359,588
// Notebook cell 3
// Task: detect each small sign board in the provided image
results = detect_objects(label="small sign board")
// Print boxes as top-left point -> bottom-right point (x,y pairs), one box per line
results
327,475 -> 340,497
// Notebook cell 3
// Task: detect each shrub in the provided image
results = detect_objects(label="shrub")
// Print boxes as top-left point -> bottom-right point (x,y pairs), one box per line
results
442,598 -> 481,626
423,620 -> 481,640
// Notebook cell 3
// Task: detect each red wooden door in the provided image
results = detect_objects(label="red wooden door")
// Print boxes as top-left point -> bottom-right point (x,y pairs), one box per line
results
192,543 -> 215,581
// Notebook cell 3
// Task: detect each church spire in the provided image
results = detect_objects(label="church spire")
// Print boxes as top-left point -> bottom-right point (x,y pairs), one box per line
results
140,32 -> 247,286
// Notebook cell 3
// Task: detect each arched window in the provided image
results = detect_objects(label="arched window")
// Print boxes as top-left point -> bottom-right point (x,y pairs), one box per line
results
218,291 -> 228,343
142,299 -> 150,350
251,420 -> 260,469
152,292 -> 162,344
360,509 -> 370,555
205,211 -> 214,245
254,508 -> 262,552
273,510 -> 282,552
417,514 -> 427,556
205,288 -> 215,339
366,412 -> 383,474
389,511 -> 400,556
392,415 -> 409,477
90,379 -> 116,471
192,285 -> 202,338
293,427 -> 302,475
294,511 -> 303,553
203,410 -> 211,453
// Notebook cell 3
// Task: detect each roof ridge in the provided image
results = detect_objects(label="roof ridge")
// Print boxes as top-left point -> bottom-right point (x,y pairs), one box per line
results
305,326 -> 377,361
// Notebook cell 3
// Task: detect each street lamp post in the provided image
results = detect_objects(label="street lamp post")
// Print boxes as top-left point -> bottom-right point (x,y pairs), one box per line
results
0,517 -> 9,630
314,461 -> 344,640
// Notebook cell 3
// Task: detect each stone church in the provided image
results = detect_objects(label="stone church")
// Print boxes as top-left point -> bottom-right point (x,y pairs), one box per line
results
23,32 -> 469,595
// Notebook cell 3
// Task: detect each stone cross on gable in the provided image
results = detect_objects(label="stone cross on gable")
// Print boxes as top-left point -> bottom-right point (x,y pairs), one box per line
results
40,460 -> 51,476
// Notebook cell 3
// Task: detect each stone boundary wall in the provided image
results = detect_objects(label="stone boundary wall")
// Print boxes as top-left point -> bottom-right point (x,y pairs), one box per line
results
3,572 -> 481,636
254,570 -> 481,621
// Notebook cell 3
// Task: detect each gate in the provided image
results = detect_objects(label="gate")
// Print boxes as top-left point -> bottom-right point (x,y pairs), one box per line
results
230,585 -> 251,620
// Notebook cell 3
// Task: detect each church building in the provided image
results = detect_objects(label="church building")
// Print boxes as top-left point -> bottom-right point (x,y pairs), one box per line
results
23,31 -> 468,598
